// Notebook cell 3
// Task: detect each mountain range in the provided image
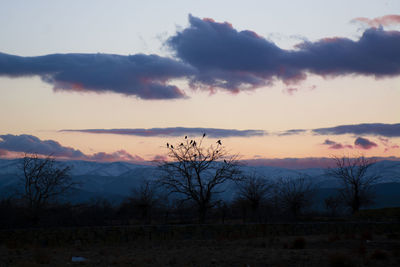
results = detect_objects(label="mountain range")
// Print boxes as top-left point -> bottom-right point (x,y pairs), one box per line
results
1,158 -> 399,208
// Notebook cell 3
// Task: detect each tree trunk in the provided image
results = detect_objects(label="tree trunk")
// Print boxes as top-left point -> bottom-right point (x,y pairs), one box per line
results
198,205 -> 207,224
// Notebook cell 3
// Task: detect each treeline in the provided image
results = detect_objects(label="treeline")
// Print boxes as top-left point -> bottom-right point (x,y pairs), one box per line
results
0,137 -> 385,228
0,175 -> 346,229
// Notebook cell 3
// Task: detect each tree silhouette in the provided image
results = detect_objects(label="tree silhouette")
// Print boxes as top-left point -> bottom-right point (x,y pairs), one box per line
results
157,135 -> 241,223
327,155 -> 380,214
235,172 -> 272,222
19,153 -> 77,223
275,176 -> 315,219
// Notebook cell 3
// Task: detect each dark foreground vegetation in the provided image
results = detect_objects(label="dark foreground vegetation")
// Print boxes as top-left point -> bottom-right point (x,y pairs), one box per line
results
1,137 -> 399,266
1,219 -> 400,266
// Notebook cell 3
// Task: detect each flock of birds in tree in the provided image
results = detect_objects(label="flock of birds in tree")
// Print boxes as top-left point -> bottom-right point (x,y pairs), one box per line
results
166,134 -> 222,149
165,133 -> 227,163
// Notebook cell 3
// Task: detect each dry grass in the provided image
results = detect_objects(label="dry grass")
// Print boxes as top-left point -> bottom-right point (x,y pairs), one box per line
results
1,225 -> 400,266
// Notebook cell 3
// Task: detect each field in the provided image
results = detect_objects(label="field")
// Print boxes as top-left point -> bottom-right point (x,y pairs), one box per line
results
1,222 -> 400,266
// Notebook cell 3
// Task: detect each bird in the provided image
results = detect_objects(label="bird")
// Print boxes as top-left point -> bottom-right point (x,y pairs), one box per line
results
171,145 -> 174,149
193,141 -> 197,146
167,143 -> 169,148
180,143 -> 184,146
203,133 -> 206,138
185,136 -> 187,139
190,140 -> 193,144
217,140 -> 222,145
224,159 -> 227,163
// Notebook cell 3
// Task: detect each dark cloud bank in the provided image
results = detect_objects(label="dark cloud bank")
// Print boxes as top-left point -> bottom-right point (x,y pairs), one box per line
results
0,134 -> 144,162
61,127 -> 266,138
280,123 -> 400,138
1,15 -> 400,99
0,53 -> 194,99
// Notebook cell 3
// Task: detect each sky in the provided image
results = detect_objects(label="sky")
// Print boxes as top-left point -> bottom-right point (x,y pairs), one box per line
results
0,0 -> 399,168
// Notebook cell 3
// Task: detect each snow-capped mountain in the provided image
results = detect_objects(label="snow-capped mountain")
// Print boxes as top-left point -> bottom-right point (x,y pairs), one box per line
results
1,158 -> 399,204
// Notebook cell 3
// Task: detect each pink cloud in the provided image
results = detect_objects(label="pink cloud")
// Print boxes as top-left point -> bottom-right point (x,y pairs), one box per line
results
152,154 -> 168,162
283,87 -> 298,95
379,137 -> 400,152
244,156 -> 400,169
352,15 -> 400,27
88,150 -> 144,163
322,139 -> 353,150
0,149 -> 9,156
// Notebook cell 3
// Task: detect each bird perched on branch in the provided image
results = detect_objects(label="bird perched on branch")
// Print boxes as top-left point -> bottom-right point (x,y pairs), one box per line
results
217,140 -> 222,145
185,136 -> 187,139
167,143 -> 169,148
203,133 -> 206,138
171,145 -> 174,149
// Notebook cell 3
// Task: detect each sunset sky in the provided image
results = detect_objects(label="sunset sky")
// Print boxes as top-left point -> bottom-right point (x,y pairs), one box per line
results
1,0 -> 399,168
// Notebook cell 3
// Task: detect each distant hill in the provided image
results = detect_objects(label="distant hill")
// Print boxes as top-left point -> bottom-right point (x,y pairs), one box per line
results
1,158 -> 399,207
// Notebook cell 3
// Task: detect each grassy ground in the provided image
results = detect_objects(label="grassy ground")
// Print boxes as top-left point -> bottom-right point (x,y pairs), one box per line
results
1,226 -> 400,266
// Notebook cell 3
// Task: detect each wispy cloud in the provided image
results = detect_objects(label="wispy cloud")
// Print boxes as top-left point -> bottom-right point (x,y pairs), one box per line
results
313,123 -> 400,137
322,139 -> 353,150
354,137 -> 378,150
61,127 -> 266,138
245,156 -> 400,169
352,15 -> 400,27
0,134 -> 144,163
244,157 -> 336,169
379,137 -> 400,152
277,129 -> 307,136
0,52 -> 194,100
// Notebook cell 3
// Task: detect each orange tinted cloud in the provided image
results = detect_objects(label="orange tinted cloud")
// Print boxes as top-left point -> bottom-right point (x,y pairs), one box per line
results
352,15 -> 400,27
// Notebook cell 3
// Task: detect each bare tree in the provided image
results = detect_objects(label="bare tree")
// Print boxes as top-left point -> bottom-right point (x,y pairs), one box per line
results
324,195 -> 342,217
327,155 -> 380,214
129,179 -> 158,224
157,135 -> 242,223
19,153 -> 76,221
235,172 -> 272,222
275,176 -> 315,219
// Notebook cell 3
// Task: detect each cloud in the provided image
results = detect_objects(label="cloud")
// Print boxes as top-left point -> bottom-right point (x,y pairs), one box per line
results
0,149 -> 9,156
352,15 -> 400,27
322,139 -> 353,150
60,127 -> 266,138
378,137 -> 400,152
354,137 -> 378,149
313,123 -> 400,137
277,129 -> 307,136
0,134 -> 144,163
0,134 -> 85,158
152,154 -> 168,162
0,52 -> 195,100
88,150 -> 144,162
2,15 -> 400,98
283,87 -> 298,95
244,156 -> 400,169
244,157 -> 335,169
167,15 -> 400,93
